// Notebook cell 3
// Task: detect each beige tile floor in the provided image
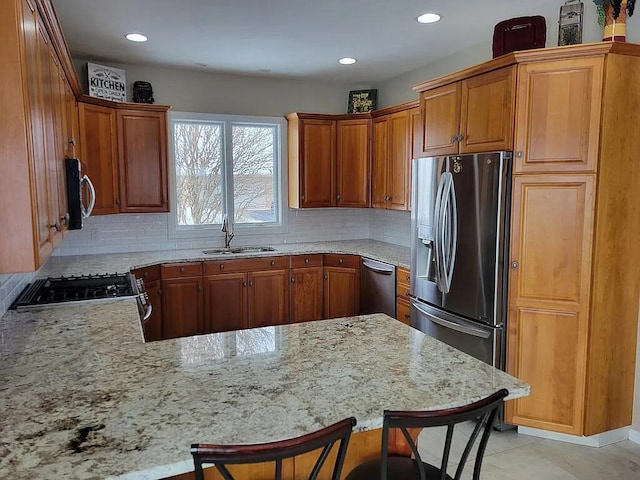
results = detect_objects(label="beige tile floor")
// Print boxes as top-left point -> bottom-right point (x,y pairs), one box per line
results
416,423 -> 640,479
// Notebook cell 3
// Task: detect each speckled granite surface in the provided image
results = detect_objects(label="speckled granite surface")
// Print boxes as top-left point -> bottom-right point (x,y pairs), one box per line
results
39,240 -> 411,278
0,300 -> 528,479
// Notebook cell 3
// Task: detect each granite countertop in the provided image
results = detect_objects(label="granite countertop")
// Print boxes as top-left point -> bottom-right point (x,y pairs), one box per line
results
38,239 -> 411,278
0,298 -> 529,480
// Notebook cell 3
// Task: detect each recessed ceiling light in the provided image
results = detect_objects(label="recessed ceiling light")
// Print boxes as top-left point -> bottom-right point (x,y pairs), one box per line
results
339,57 -> 357,65
125,33 -> 148,42
417,13 -> 441,24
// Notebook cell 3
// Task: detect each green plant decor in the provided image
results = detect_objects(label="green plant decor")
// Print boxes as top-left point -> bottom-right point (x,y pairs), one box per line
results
593,0 -> 636,26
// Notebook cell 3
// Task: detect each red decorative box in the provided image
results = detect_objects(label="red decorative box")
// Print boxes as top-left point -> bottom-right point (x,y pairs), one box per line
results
492,16 -> 547,58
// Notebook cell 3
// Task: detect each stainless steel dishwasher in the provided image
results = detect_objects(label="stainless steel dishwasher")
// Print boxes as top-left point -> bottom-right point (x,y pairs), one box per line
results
360,257 -> 396,317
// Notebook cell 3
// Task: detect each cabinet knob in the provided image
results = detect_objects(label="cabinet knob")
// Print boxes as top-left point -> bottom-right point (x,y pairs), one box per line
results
270,260 -> 276,266
451,135 -> 457,143
324,275 -> 328,280
404,314 -> 411,319
338,258 -> 344,264
143,272 -> 149,278
197,283 -> 202,292
180,267 -> 185,273
243,281 -> 247,287
249,281 -> 254,287
60,213 -> 70,224
405,275 -> 410,281
337,195 -> 341,201
291,277 -> 295,284
457,134 -> 464,142
516,151 -> 523,158
304,258 -> 309,264
219,264 -> 225,270
301,195 -> 305,201
116,198 -> 121,206
511,261 -> 519,270
49,222 -> 60,232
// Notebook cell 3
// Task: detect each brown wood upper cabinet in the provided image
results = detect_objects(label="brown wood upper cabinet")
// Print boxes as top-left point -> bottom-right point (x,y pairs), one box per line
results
420,66 -> 516,156
287,113 -> 371,208
117,109 -> 169,212
372,109 -> 412,210
79,103 -> 120,214
79,101 -> 170,215
513,58 -> 603,174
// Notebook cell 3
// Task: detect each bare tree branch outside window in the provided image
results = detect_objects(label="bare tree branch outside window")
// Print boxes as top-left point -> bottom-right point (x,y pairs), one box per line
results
173,120 -> 277,226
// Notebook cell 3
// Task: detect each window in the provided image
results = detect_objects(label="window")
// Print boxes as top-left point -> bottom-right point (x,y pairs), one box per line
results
169,112 -> 286,237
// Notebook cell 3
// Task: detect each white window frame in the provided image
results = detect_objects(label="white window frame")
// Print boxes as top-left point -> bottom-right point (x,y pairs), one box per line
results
168,111 -> 288,240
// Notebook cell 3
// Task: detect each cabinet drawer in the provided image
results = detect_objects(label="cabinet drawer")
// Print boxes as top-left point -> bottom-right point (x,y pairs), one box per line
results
132,264 -> 161,282
397,283 -> 411,302
323,254 -> 360,269
290,254 -> 323,268
161,262 -> 203,279
204,256 -> 290,274
397,267 -> 411,285
397,298 -> 411,326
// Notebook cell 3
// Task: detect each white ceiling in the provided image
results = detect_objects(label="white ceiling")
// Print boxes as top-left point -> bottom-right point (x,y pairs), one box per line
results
53,0 -> 564,83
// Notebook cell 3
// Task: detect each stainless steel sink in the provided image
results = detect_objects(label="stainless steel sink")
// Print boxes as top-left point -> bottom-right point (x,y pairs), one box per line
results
202,246 -> 276,255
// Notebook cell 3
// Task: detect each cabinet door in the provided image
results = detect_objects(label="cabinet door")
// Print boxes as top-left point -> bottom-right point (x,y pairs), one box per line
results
408,107 -> 422,211
290,267 -> 324,323
324,266 -> 360,319
143,279 -> 163,342
35,17 -> 62,247
388,110 -> 411,211
514,58 -> 604,174
505,175 -> 595,435
371,117 -> 389,208
248,270 -> 290,328
421,82 -> 460,156
117,109 -> 169,212
161,277 -> 203,339
336,119 -> 371,208
300,119 -> 336,207
396,298 -> 411,326
203,273 -> 247,333
79,103 -> 120,214
49,54 -> 69,235
21,1 -> 53,264
460,66 -> 515,154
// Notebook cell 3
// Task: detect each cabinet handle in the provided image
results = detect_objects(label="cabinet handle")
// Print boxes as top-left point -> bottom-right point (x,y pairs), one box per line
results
511,261 -> 519,270
219,264 -> 225,270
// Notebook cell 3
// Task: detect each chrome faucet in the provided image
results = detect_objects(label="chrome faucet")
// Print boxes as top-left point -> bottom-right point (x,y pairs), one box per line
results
221,214 -> 234,248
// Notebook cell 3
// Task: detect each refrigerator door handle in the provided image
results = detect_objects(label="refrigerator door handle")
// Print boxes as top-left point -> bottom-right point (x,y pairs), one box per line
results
433,173 -> 447,291
444,175 -> 458,293
411,300 -> 491,338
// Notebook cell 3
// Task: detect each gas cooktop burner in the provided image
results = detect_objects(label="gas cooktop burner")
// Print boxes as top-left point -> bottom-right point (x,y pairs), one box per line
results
12,273 -> 137,308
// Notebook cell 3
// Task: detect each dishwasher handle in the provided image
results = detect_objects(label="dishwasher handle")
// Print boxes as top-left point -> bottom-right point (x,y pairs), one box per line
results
362,260 -> 394,275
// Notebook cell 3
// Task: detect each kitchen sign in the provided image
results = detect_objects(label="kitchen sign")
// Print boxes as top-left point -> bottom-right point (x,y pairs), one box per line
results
87,62 -> 126,102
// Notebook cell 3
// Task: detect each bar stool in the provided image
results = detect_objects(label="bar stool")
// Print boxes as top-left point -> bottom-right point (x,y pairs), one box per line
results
191,416 -> 356,480
345,389 -> 508,480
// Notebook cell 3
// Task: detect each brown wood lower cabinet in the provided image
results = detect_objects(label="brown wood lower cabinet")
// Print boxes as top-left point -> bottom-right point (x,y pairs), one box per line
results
248,270 -> 289,328
396,298 -> 411,326
143,279 -> 162,341
161,276 -> 203,339
290,266 -> 324,324
323,254 -> 360,319
396,266 -> 411,325
203,273 -> 247,333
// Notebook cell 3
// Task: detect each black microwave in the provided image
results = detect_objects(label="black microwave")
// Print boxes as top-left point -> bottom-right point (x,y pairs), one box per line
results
65,158 -> 95,230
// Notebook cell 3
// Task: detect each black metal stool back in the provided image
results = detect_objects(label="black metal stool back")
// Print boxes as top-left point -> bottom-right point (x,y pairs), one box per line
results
191,417 -> 356,480
344,389 -> 508,480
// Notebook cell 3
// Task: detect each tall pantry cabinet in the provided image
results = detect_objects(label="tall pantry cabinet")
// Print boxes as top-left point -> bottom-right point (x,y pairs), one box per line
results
503,50 -> 640,436
1,0 -> 77,273
414,43 -> 640,438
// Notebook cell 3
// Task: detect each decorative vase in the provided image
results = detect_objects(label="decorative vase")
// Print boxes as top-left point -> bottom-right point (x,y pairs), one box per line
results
603,0 -> 627,41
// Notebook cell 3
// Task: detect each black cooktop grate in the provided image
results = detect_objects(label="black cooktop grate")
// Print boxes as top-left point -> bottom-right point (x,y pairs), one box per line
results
12,273 -> 136,308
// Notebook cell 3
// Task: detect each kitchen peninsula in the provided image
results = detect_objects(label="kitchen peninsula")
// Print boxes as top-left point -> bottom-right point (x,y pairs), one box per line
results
0,289 -> 528,479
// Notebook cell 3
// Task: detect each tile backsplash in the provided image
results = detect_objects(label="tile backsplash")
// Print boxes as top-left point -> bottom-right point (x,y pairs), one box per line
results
0,272 -> 36,318
0,208 -> 410,317
53,208 -> 411,256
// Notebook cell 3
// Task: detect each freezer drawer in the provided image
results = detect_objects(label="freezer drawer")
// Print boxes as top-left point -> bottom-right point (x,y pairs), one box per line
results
410,299 -> 503,369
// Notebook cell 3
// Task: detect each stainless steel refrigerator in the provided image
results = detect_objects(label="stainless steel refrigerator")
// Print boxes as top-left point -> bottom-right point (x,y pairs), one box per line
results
410,152 -> 512,371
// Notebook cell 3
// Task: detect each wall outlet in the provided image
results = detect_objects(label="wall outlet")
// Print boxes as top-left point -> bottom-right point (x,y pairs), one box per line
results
90,228 -> 99,240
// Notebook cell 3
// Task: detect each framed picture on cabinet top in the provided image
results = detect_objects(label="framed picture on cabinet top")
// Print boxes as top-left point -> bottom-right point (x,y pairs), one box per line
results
347,89 -> 378,113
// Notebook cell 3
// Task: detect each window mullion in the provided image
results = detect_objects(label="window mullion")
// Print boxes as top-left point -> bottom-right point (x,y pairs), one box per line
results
223,122 -> 235,222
